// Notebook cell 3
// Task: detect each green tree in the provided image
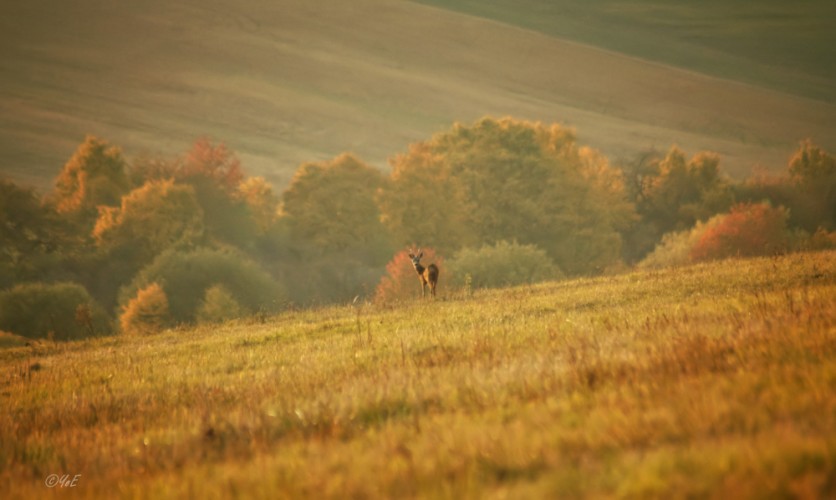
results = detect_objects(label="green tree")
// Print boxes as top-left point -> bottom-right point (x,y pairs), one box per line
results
196,284 -> 244,324
281,153 -> 390,259
0,282 -> 112,340
447,241 -> 563,289
50,135 -> 130,224
279,153 -> 406,303
120,247 -> 285,324
788,140 -> 835,229
637,147 -> 734,235
0,179 -> 67,287
378,117 -> 632,275
622,146 -> 735,263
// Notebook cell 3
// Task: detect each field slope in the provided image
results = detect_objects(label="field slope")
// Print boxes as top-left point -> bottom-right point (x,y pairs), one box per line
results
2,251 -> 835,498
2,0 -> 835,190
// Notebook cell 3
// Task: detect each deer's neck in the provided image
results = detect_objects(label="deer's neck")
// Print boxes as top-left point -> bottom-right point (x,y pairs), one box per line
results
413,263 -> 425,275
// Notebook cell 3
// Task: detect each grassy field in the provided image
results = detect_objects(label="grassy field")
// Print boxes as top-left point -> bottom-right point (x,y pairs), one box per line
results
1,250 -> 834,498
2,0 -> 835,191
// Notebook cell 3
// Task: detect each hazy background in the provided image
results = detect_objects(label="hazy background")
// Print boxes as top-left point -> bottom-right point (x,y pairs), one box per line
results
1,0 -> 834,190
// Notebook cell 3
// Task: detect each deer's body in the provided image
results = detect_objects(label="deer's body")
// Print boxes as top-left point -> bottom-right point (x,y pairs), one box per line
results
409,251 -> 439,298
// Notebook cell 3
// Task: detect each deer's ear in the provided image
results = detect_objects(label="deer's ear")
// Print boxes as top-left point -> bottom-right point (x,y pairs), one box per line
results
418,251 -> 424,258
408,253 -> 414,258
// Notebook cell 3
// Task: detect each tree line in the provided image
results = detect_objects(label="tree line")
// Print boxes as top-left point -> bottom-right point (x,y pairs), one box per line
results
1,117 -> 833,339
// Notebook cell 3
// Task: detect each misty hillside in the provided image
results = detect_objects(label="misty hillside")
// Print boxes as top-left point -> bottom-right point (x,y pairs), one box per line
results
1,0 -> 834,190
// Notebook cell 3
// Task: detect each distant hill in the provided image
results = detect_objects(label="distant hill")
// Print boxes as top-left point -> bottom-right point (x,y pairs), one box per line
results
1,0 -> 834,191
415,0 -> 836,103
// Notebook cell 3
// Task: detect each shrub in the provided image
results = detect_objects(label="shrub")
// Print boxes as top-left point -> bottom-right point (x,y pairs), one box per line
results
0,282 -> 112,340
196,284 -> 244,324
120,247 -> 286,323
690,203 -> 790,261
374,248 -> 444,303
807,227 -> 836,251
640,203 -> 793,268
447,241 -> 563,289
638,220 -> 715,269
119,282 -> 171,335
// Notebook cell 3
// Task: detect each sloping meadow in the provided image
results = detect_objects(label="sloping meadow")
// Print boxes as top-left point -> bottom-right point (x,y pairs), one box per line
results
1,250 -> 834,498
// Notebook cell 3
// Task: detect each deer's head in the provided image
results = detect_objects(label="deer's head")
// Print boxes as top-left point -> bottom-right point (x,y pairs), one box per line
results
408,249 -> 425,269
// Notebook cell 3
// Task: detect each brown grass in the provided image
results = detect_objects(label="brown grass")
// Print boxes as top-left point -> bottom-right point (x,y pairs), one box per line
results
1,250 -> 834,498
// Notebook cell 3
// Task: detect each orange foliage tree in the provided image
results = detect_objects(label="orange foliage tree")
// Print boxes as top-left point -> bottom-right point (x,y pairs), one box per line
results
50,135 -> 130,223
374,248 -> 444,303
690,203 -> 790,262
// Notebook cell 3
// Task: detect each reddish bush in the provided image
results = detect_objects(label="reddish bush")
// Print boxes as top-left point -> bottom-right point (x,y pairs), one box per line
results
374,248 -> 444,303
690,203 -> 790,261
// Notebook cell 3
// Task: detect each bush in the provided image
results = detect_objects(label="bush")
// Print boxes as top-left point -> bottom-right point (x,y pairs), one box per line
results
447,241 -> 563,289
119,247 -> 286,323
196,284 -> 244,324
690,203 -> 790,261
640,202 -> 793,268
374,248 -> 444,303
0,282 -> 112,340
119,282 -> 172,335
638,220 -> 715,269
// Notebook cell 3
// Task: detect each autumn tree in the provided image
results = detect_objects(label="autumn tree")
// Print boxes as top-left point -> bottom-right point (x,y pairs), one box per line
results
739,141 -> 835,232
618,146 -> 735,262
93,179 -> 204,265
174,138 -> 255,246
238,176 -> 280,235
787,140 -> 835,230
281,153 -> 390,258
378,117 -> 633,275
119,282 -> 172,335
640,202 -> 794,268
636,147 -> 734,234
277,153 -> 393,302
690,203 -> 791,261
50,135 -> 130,226
128,153 -> 179,188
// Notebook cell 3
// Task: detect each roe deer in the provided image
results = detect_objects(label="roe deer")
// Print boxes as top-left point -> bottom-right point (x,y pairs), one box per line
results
408,249 -> 439,298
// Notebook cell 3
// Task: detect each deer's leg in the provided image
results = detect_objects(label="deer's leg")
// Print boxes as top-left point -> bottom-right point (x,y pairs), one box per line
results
421,281 -> 426,298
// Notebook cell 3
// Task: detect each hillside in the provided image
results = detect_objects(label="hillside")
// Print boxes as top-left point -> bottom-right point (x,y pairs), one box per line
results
2,251 -> 835,497
416,0 -> 836,103
1,0 -> 835,191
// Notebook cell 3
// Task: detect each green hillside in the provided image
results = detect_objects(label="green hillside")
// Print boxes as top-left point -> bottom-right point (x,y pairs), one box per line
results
1,0 -> 834,191
2,251 -> 834,498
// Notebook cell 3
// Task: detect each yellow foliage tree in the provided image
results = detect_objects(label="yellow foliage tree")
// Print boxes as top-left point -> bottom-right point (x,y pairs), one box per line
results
281,153 -> 389,257
50,135 -> 130,221
378,117 -> 633,275
119,282 -> 171,335
238,176 -> 280,234
93,179 -> 204,264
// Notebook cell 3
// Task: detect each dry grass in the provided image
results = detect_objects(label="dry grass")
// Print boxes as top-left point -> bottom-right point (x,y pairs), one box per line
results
1,0 -> 835,191
1,250 -> 834,498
